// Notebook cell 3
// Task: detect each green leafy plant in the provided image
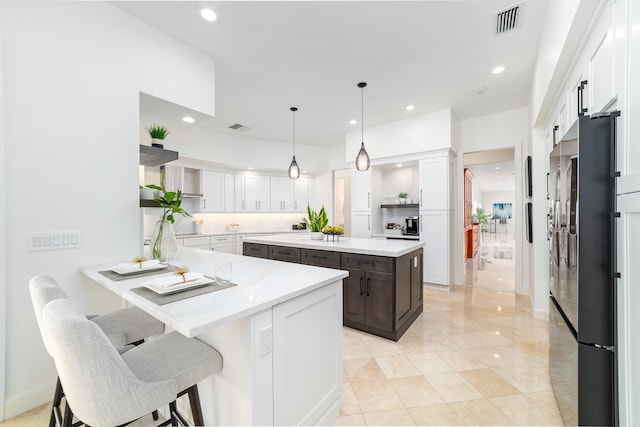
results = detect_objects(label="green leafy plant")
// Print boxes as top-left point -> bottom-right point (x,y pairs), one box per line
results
145,170 -> 191,259
398,192 -> 408,199
303,204 -> 328,232
475,207 -> 490,232
147,124 -> 170,140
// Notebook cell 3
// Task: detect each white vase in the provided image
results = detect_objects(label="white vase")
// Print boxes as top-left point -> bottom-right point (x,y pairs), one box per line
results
151,138 -> 164,148
310,232 -> 324,241
150,219 -> 177,261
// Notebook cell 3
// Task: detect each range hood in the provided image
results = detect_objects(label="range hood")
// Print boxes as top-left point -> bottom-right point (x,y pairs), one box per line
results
139,144 -> 178,167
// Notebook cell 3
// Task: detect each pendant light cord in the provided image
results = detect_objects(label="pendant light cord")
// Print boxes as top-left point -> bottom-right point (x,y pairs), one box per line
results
361,86 -> 364,142
293,109 -> 296,156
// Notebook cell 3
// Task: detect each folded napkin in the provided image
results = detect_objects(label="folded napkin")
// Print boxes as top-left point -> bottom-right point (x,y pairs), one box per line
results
147,272 -> 204,289
117,259 -> 161,270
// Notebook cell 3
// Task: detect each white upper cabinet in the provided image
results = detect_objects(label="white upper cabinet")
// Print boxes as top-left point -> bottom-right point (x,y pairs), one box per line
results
224,173 -> 235,213
588,3 -> 615,114
236,174 -> 271,212
200,170 -> 225,213
293,178 -> 309,213
270,177 -> 294,212
351,169 -> 372,212
419,156 -> 450,211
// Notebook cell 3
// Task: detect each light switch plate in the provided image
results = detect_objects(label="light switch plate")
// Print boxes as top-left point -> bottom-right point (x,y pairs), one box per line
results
29,231 -> 82,251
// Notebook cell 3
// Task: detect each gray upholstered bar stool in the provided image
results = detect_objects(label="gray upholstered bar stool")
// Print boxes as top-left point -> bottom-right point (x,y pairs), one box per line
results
29,275 -> 166,427
43,298 -> 223,427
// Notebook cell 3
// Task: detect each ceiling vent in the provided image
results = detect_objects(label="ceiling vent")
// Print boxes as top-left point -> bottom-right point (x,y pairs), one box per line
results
496,4 -> 520,34
229,123 -> 250,132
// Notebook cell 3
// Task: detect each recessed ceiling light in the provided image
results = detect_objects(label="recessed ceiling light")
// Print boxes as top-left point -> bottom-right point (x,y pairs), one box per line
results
201,8 -> 217,22
247,167 -> 254,170
405,105 -> 415,111
396,163 -> 403,167
494,166 -> 500,170
492,66 -> 505,74
349,120 -> 357,125
182,116 -> 195,123
303,170 -> 308,173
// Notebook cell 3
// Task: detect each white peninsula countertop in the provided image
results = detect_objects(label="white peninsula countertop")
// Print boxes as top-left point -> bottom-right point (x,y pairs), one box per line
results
81,246 -> 347,425
243,233 -> 424,257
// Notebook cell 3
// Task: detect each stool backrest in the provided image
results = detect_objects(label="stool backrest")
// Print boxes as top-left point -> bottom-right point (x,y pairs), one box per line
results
29,275 -> 69,355
42,298 -> 176,427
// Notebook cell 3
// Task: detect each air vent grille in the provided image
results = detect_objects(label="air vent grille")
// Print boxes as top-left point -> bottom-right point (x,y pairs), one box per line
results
496,5 -> 520,34
229,123 -> 250,132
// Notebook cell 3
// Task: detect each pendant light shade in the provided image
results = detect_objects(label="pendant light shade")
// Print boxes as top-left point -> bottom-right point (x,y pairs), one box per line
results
288,107 -> 300,179
355,82 -> 370,171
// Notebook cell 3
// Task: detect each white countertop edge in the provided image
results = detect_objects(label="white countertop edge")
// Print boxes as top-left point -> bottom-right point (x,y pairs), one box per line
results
243,235 -> 424,258
80,256 -> 347,338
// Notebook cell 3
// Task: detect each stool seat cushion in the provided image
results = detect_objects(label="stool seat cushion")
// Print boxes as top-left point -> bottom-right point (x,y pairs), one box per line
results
123,332 -> 222,392
92,306 -> 165,347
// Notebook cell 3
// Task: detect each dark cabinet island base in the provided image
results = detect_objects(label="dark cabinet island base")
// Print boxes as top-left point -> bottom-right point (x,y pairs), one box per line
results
244,242 -> 423,341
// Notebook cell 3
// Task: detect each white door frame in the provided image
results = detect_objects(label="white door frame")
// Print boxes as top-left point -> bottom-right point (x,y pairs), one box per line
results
455,143 -> 524,294
1,35 -> 7,421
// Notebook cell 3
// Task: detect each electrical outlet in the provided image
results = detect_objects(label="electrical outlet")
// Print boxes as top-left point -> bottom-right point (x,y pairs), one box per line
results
29,231 -> 82,251
259,326 -> 273,357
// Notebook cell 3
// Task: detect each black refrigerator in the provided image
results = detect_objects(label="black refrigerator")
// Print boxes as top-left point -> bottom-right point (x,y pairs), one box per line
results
548,112 -> 619,426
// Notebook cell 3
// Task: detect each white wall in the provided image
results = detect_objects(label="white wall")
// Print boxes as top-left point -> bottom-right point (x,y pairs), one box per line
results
0,34 -> 6,421
0,1 -> 216,418
345,108 -> 453,162
457,107 -> 527,291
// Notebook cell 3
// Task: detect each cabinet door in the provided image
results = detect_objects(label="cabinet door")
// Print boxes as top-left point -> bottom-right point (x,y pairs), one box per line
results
351,169 -> 371,211
200,170 -> 225,212
343,269 -> 366,325
351,211 -> 371,238
270,177 -> 292,212
211,243 -> 234,254
420,211 -> 449,285
293,178 -> 308,213
419,157 -> 449,210
588,5 -> 615,113
246,175 -> 271,212
411,251 -> 423,309
365,271 -> 394,333
235,175 -> 246,212
224,173 -> 235,212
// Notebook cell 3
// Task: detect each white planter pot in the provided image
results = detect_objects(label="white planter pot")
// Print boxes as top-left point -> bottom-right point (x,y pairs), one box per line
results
309,232 -> 324,241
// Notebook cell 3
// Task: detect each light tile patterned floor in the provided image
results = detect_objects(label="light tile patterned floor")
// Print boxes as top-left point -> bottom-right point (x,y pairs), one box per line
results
335,286 -> 561,426
1,287 -> 560,427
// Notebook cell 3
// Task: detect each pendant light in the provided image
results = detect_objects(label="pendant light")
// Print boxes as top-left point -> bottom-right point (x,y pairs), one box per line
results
288,107 -> 301,179
355,82 -> 370,171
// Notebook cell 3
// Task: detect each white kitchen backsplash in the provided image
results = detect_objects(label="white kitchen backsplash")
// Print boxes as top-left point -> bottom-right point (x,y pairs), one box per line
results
143,206 -> 308,237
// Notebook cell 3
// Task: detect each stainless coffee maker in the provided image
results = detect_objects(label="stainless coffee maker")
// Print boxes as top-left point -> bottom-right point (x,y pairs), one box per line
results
405,216 -> 419,236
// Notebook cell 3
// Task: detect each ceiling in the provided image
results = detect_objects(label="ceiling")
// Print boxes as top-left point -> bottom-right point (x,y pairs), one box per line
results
465,161 -> 515,193
117,0 -> 549,147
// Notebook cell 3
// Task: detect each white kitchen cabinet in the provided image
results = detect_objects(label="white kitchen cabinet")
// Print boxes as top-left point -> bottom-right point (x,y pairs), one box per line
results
351,169 -> 372,212
236,175 -> 270,212
182,236 -> 210,250
419,155 -> 451,211
293,178 -> 309,213
224,173 -> 235,213
351,211 -> 371,238
587,3 -> 615,114
420,211 -> 450,285
210,234 -> 234,254
270,177 -> 294,212
200,170 -> 225,213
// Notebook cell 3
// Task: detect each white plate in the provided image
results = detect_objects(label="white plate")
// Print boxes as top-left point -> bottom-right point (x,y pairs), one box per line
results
110,263 -> 169,275
142,276 -> 215,295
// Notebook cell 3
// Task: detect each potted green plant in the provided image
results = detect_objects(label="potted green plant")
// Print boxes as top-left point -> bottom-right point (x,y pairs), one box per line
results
398,192 -> 408,204
475,207 -> 490,232
147,124 -> 170,148
145,171 -> 191,261
303,204 -> 328,240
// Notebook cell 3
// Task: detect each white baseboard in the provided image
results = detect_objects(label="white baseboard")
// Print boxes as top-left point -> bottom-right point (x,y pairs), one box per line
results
314,399 -> 339,426
423,282 -> 451,292
3,381 -> 54,420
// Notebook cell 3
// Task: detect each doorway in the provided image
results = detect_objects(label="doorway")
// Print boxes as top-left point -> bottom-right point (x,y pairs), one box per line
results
333,169 -> 351,236
463,149 -> 516,293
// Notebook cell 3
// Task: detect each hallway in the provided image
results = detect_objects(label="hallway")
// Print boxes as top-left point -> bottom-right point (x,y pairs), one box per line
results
465,229 -> 516,294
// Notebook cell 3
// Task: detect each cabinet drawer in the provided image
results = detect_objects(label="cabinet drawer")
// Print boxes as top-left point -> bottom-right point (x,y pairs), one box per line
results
210,235 -> 233,244
341,253 -> 393,274
301,249 -> 340,268
269,246 -> 301,263
183,237 -> 210,247
243,242 -> 269,259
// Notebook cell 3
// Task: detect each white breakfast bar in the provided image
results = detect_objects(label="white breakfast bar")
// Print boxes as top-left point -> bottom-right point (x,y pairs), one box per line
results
80,246 -> 348,426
